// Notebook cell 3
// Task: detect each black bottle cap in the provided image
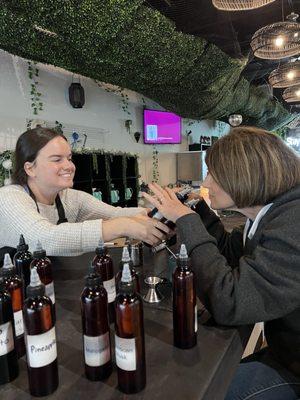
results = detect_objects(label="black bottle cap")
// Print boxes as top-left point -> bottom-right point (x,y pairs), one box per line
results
85,273 -> 102,288
95,240 -> 107,256
17,234 -> 29,252
33,241 -> 46,259
26,267 -> 45,298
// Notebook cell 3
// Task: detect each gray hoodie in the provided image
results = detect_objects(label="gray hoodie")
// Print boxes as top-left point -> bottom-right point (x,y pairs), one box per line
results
177,184 -> 300,376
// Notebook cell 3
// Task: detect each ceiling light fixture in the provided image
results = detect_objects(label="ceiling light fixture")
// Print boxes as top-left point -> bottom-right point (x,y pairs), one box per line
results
269,60 -> 300,88
282,84 -> 300,103
251,12 -> 300,60
212,0 -> 276,11
33,25 -> 58,37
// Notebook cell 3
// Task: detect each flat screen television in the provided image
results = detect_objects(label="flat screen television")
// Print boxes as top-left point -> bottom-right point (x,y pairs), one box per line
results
143,109 -> 181,144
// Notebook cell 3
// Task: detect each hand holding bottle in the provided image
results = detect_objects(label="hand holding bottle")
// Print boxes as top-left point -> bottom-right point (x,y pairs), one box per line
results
143,183 -> 195,223
128,214 -> 170,246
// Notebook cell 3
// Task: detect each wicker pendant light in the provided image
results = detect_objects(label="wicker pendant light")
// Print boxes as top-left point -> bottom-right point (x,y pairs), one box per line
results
212,0 -> 276,11
251,13 -> 300,60
269,61 -> 300,88
282,84 -> 300,103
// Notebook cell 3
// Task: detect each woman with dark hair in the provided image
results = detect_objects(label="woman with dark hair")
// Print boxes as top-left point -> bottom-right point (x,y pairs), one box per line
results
0,127 -> 169,256
143,127 -> 300,400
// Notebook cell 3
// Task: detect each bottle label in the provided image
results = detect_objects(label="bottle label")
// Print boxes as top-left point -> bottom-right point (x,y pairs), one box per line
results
14,309 -> 24,337
115,335 -> 136,371
26,326 -> 57,368
84,332 -> 111,367
0,321 -> 14,356
45,282 -> 55,304
195,305 -> 198,333
103,277 -> 116,303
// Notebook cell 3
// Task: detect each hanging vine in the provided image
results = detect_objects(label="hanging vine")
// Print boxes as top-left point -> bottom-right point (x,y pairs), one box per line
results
27,61 -> 43,115
152,145 -> 159,183
96,81 -> 131,116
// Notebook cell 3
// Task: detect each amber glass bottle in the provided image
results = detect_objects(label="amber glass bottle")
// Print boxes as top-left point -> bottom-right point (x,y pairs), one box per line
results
0,279 -> 19,384
173,244 -> 197,349
92,241 -> 116,324
115,247 -> 140,294
13,234 -> 33,289
81,272 -> 112,381
23,267 -> 58,397
1,254 -> 25,358
115,263 -> 146,394
30,241 -> 56,321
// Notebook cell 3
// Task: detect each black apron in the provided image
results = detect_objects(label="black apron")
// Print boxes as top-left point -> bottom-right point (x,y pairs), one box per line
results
0,186 -> 68,264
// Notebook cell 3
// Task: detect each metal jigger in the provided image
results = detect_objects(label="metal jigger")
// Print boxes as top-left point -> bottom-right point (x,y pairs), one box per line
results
143,276 -> 164,303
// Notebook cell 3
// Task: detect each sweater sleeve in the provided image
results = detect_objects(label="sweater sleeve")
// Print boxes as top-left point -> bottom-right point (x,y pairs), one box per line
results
0,187 -> 143,256
195,200 -> 244,267
176,212 -> 300,326
0,187 -> 107,256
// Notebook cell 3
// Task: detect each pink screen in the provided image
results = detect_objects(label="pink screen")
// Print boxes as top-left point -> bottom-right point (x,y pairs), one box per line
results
143,110 -> 181,144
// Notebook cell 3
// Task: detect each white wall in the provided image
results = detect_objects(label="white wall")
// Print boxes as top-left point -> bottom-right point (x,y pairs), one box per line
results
0,49 -> 228,186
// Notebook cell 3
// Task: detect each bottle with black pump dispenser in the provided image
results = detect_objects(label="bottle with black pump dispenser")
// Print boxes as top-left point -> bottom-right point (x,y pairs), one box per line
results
116,246 -> 140,293
0,278 -> 19,384
173,244 -> 197,349
92,241 -> 116,323
13,234 -> 33,289
148,186 -> 193,228
147,187 -> 193,246
1,254 -> 25,357
115,263 -> 146,394
23,267 -> 58,396
81,265 -> 112,381
31,241 -> 56,320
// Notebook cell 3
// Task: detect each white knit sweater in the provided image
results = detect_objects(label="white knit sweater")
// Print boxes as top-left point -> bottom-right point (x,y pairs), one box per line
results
0,185 -> 143,256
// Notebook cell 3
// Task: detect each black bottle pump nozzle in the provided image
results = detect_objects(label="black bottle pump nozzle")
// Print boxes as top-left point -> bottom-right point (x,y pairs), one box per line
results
17,234 -> 29,252
95,240 -> 106,256
26,267 -> 45,298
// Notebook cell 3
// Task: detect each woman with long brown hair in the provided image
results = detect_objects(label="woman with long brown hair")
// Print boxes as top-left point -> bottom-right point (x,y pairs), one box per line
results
0,127 -> 169,257
144,126 -> 300,400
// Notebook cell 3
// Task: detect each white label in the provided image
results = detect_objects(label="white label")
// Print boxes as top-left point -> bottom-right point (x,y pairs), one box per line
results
0,321 -> 14,356
103,277 -> 116,303
45,282 -> 55,304
115,335 -> 136,371
195,305 -> 198,333
14,310 -> 24,337
84,332 -> 111,367
26,326 -> 57,368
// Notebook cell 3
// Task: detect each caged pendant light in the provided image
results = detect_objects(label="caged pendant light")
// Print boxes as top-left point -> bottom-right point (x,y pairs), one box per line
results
269,60 -> 300,88
282,84 -> 300,102
251,12 -> 300,60
212,0 -> 276,11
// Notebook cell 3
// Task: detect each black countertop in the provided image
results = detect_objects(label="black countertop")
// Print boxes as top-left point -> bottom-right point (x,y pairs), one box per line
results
1,247 -> 251,400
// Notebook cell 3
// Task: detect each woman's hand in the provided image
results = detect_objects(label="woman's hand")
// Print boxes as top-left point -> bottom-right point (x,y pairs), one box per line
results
126,214 -> 170,246
142,183 -> 195,223
102,214 -> 171,246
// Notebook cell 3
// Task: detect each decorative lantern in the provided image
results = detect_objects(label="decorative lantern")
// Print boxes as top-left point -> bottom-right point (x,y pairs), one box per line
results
212,0 -> 275,11
251,13 -> 300,60
228,114 -> 243,127
282,85 -> 300,103
269,61 -> 300,88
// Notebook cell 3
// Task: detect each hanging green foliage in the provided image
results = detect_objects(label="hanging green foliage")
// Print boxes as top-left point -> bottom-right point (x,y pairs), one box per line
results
0,0 -> 295,129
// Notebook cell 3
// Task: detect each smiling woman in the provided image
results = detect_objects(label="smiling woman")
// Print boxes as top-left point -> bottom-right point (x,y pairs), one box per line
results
0,128 -> 169,257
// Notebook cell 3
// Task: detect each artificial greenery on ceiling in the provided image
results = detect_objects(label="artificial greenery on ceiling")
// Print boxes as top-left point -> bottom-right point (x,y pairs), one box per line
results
0,0 -> 296,129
